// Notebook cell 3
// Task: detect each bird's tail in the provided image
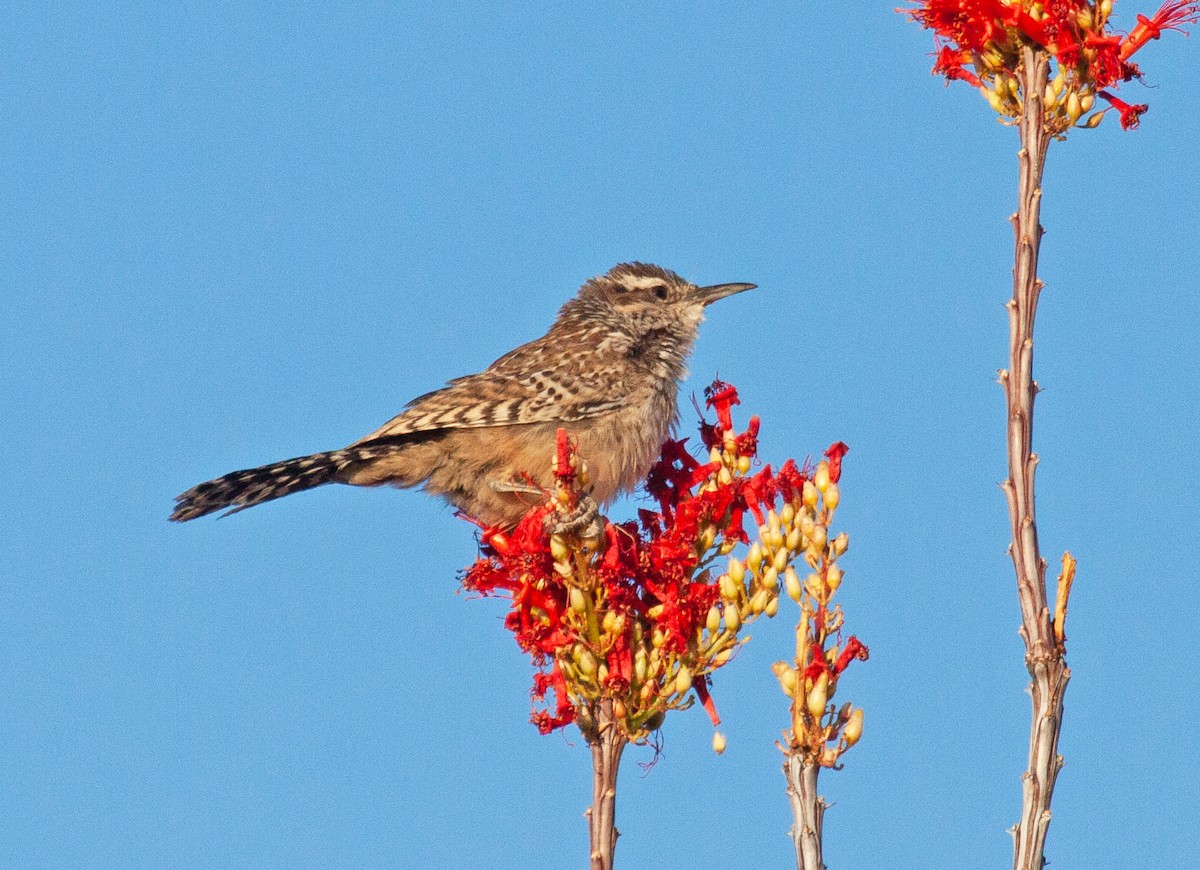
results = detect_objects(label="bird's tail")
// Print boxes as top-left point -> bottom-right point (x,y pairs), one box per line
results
170,444 -> 399,522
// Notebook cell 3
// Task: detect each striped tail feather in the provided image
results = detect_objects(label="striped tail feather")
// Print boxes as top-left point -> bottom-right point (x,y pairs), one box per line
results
170,443 -> 402,522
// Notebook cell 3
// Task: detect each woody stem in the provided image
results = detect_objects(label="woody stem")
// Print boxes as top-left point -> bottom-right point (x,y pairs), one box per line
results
784,753 -> 826,870
1004,47 -> 1071,870
586,700 -> 626,870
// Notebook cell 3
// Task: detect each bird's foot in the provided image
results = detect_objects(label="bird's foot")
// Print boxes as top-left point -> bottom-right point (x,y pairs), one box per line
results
488,478 -> 544,497
546,494 -> 605,540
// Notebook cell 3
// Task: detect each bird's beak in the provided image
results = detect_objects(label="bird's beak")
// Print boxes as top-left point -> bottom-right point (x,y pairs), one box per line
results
693,281 -> 756,306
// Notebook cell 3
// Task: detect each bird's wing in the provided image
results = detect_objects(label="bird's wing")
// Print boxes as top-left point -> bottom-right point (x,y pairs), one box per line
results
351,336 -> 630,445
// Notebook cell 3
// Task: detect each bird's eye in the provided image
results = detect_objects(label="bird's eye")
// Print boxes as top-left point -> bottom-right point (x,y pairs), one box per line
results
650,285 -> 668,300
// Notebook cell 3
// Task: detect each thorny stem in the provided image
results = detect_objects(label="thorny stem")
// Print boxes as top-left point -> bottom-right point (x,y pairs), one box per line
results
586,700 -> 626,870
1001,47 -> 1072,870
785,754 -> 826,870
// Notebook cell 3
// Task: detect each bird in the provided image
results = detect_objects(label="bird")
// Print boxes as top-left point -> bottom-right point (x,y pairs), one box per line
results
170,262 -> 754,529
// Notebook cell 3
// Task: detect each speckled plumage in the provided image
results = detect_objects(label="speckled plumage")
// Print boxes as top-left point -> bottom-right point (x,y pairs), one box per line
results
171,262 -> 753,527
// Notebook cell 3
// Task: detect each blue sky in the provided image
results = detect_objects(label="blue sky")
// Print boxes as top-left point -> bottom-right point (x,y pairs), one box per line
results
3,4 -> 1198,868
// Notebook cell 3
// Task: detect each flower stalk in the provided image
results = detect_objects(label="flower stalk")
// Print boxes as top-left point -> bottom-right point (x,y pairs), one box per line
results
586,700 -> 625,870
905,4 -> 1195,868
774,445 -> 866,870
1000,47 -> 1072,870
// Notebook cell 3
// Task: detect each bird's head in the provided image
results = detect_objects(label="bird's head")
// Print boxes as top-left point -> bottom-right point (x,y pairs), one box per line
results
563,262 -> 754,358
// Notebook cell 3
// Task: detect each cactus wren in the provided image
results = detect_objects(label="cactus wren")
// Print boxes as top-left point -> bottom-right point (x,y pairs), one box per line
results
170,262 -> 754,528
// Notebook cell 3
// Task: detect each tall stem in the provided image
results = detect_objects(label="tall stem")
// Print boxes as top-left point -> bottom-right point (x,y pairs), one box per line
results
586,700 -> 626,870
1003,47 -> 1071,870
784,754 -> 826,870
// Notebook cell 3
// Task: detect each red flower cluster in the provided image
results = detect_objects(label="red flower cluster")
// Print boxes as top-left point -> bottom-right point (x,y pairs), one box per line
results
462,382 -> 823,739
907,0 -> 1197,129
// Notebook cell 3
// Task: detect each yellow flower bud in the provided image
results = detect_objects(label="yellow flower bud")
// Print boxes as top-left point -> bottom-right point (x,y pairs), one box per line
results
761,566 -> 779,590
1066,91 -> 1082,123
1080,93 -> 1094,112
634,650 -> 648,682
577,646 -> 598,676
772,547 -> 788,575
549,535 -> 570,562
569,586 -> 587,612
826,566 -> 843,592
982,86 -> 1005,113
719,572 -> 738,601
824,483 -> 840,511
747,543 -> 763,574
832,532 -> 849,556
1100,0 -> 1112,17
1084,112 -> 1104,128
802,480 -> 818,509
784,566 -> 803,602
706,605 -> 722,634
843,708 -> 864,746
736,455 -> 751,475
814,462 -> 830,493
712,731 -> 727,754
674,665 -> 693,696
806,672 -> 829,718
811,524 -> 827,550
709,445 -> 722,464
772,661 -> 797,697
713,648 -> 733,666
728,557 -> 745,585
780,502 -> 795,527
764,595 -> 778,617
612,698 -> 626,720
785,526 -> 802,552
749,589 -> 769,615
804,572 -> 824,599
725,606 -> 741,631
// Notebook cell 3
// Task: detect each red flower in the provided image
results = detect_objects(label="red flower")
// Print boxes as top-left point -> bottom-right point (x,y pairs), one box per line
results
906,0 -> 1194,129
704,380 -> 740,432
833,636 -> 871,675
824,442 -> 850,484
934,46 -> 983,86
1121,2 -> 1200,59
1099,90 -> 1150,128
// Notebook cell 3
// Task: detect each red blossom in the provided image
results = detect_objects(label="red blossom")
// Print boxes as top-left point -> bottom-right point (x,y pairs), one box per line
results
934,46 -> 983,86
692,676 -> 721,726
906,0 -> 1193,128
833,636 -> 871,675
803,642 -> 830,681
824,441 -> 850,484
1099,90 -> 1150,128
1121,2 -> 1200,59
704,380 -> 740,432
531,665 -> 575,734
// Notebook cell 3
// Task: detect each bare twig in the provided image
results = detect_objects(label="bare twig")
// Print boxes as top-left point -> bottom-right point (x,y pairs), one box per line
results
1000,47 -> 1074,870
